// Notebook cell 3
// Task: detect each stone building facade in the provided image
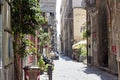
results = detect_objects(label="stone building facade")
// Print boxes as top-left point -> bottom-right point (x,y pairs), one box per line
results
110,0 -> 120,79
86,0 -> 120,75
72,0 -> 86,43
60,0 -> 86,57
0,0 -> 14,80
60,0 -> 73,57
73,8 -> 86,42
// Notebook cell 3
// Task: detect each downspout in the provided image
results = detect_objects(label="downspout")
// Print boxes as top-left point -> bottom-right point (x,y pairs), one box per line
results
86,11 -> 89,66
85,0 -> 89,66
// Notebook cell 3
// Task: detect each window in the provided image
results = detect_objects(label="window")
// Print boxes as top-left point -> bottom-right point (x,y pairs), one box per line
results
8,36 -> 13,58
50,13 -> 54,17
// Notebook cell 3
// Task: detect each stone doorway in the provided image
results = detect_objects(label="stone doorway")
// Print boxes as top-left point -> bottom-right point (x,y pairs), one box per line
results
98,5 -> 108,68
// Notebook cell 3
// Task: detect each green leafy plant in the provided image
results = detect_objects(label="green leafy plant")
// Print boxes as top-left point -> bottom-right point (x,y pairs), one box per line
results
18,38 -> 37,57
82,30 -> 91,39
37,28 -> 50,54
76,48 -> 81,56
11,0 -> 46,80
81,45 -> 87,57
37,57 -> 45,71
77,44 -> 87,57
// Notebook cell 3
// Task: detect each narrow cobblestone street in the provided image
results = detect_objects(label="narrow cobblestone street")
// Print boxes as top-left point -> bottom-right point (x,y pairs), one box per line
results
40,55 -> 118,80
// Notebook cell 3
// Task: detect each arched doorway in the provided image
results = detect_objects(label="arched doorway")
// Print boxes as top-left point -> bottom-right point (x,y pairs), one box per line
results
98,3 -> 108,68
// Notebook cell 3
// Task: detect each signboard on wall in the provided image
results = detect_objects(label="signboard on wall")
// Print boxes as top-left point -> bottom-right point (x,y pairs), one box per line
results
40,0 -> 56,12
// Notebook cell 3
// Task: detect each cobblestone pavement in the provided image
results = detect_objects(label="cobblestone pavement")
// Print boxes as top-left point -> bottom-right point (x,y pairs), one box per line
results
40,56 -> 118,80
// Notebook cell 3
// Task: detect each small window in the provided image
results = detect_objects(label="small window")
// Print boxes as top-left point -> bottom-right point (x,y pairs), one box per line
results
8,36 -> 13,58
50,13 -> 54,17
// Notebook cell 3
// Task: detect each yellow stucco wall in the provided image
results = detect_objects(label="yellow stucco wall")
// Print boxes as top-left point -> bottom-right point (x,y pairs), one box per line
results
73,8 -> 86,42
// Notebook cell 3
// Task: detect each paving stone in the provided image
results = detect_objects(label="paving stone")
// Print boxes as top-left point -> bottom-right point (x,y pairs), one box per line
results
40,56 -> 118,80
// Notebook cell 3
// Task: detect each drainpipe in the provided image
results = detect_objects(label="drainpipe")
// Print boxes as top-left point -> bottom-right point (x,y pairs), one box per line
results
86,11 -> 89,66
85,0 -> 89,67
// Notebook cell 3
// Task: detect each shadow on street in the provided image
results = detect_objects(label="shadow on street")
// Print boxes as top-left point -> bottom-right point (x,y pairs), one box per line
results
54,55 -> 118,80
83,67 -> 118,80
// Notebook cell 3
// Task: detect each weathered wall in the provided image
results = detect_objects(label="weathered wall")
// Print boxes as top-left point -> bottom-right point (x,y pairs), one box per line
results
60,0 -> 73,57
2,1 -> 14,80
73,8 -> 86,42
109,0 -> 120,74
106,0 -> 117,74
87,0 -> 118,74
91,11 -> 99,67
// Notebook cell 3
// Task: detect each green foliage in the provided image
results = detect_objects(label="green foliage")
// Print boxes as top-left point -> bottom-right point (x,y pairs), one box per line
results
38,28 -> 50,48
81,45 -> 87,57
11,0 -> 46,35
37,56 -> 45,71
17,37 -> 37,58
11,0 -> 46,79
37,56 -> 54,71
76,48 -> 81,55
24,39 -> 37,55
82,30 -> 91,39
83,31 -> 87,39
11,0 -> 46,57
77,44 -> 87,57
